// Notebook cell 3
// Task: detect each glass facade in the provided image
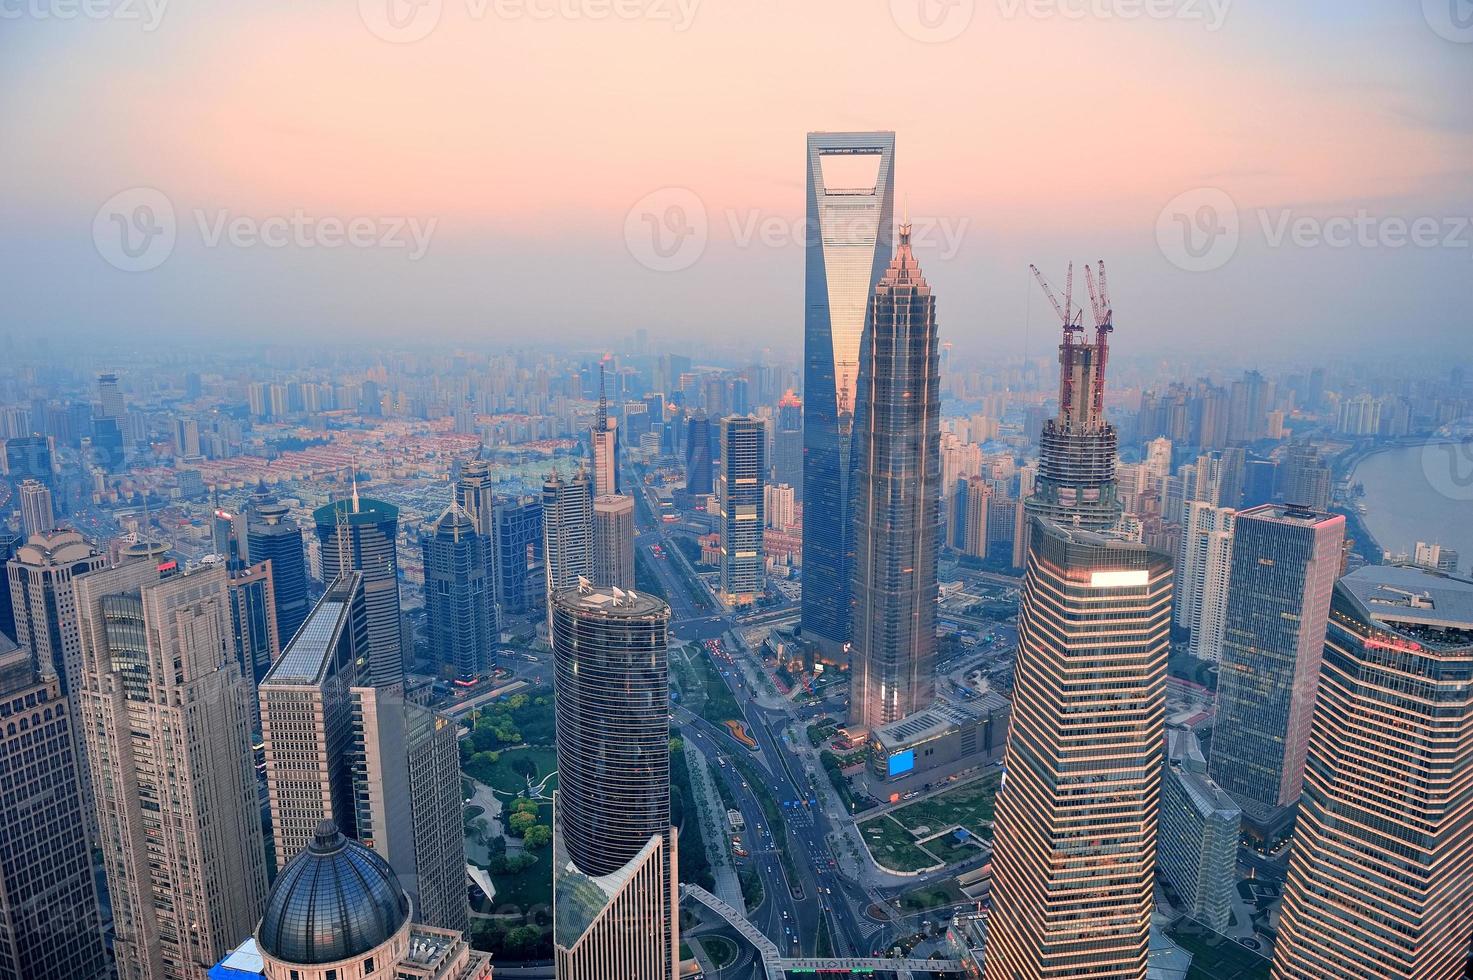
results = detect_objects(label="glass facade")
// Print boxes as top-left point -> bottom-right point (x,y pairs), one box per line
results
847,225 -> 940,728
718,416 -> 766,603
1208,504 -> 1344,827
314,498 -> 404,690
551,585 -> 671,877
801,130 -> 895,657
1275,566 -> 1473,979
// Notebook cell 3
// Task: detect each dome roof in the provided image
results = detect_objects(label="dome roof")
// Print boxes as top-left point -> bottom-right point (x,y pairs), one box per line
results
257,822 -> 409,966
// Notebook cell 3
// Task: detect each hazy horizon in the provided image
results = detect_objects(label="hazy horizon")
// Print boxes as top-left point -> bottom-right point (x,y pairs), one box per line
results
4,0 -> 1470,358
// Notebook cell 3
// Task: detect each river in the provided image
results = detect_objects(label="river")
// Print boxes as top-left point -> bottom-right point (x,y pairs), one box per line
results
1351,442 -> 1473,575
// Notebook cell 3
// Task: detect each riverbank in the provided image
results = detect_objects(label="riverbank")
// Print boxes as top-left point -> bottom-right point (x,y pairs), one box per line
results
1340,438 -> 1471,570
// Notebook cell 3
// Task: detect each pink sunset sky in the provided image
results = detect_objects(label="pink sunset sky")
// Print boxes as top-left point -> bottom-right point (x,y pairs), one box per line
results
2,0 -> 1470,359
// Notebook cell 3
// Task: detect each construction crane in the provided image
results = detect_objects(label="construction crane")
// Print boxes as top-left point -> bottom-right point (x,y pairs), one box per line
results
1083,259 -> 1113,418
1030,263 -> 1085,424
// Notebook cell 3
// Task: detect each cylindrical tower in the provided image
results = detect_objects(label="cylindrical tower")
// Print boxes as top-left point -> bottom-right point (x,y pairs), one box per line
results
551,583 -> 671,876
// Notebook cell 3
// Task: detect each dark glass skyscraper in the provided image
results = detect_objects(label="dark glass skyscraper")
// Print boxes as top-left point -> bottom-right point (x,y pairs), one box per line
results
314,492 -> 404,689
494,494 -> 542,615
801,130 -> 895,660
683,412 -> 713,495
247,492 -> 311,648
773,390 -> 803,491
422,504 -> 496,684
1209,503 -> 1344,834
551,582 -> 677,980
848,223 -> 940,729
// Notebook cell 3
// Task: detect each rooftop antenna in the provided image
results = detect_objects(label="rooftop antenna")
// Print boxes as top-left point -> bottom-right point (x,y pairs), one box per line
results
350,459 -> 361,515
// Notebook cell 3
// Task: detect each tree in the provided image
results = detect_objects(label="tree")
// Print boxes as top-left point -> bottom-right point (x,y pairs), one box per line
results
510,754 -> 539,781
524,824 -> 551,848
509,811 -> 536,834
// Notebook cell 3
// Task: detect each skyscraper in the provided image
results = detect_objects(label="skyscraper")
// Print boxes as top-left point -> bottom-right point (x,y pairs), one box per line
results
1274,565 -> 1473,980
987,280 -> 1174,980
0,635 -> 109,980
1158,729 -> 1240,933
801,130 -> 895,661
717,415 -> 766,606
18,478 -> 54,537
8,529 -> 107,698
246,492 -> 311,647
593,493 -> 636,590
591,362 -> 619,498
848,222 -> 940,729
91,372 -> 125,470
74,560 -> 269,980
983,524 -> 1173,980
4,434 -> 53,488
0,527 -> 16,642
1208,503 -> 1344,836
773,389 -> 803,492
543,469 -> 594,597
225,556 -> 281,708
495,493 -> 543,614
683,412 -> 713,495
1020,267 -> 1122,544
1174,501 -> 1236,663
259,573 -> 366,871
422,503 -> 496,684
551,583 -> 678,980
260,574 -> 470,933
315,491 -> 405,689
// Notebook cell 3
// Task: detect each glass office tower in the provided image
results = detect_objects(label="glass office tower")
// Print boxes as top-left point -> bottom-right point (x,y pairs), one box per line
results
801,130 -> 895,661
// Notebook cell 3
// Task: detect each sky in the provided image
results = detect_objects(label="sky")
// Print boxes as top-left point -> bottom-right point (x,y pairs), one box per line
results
2,0 -> 1471,364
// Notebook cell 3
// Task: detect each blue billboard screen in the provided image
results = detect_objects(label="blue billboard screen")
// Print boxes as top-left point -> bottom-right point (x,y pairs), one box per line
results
888,750 -> 915,777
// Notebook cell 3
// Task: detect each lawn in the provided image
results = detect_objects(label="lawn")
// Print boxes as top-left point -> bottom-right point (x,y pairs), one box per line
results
895,878 -> 967,914
485,850 -> 553,913
887,775 -> 1000,840
463,745 -> 559,799
859,815 -> 942,873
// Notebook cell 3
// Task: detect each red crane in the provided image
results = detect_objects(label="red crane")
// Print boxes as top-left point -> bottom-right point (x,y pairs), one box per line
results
1083,259 -> 1113,417
1030,263 -> 1084,423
